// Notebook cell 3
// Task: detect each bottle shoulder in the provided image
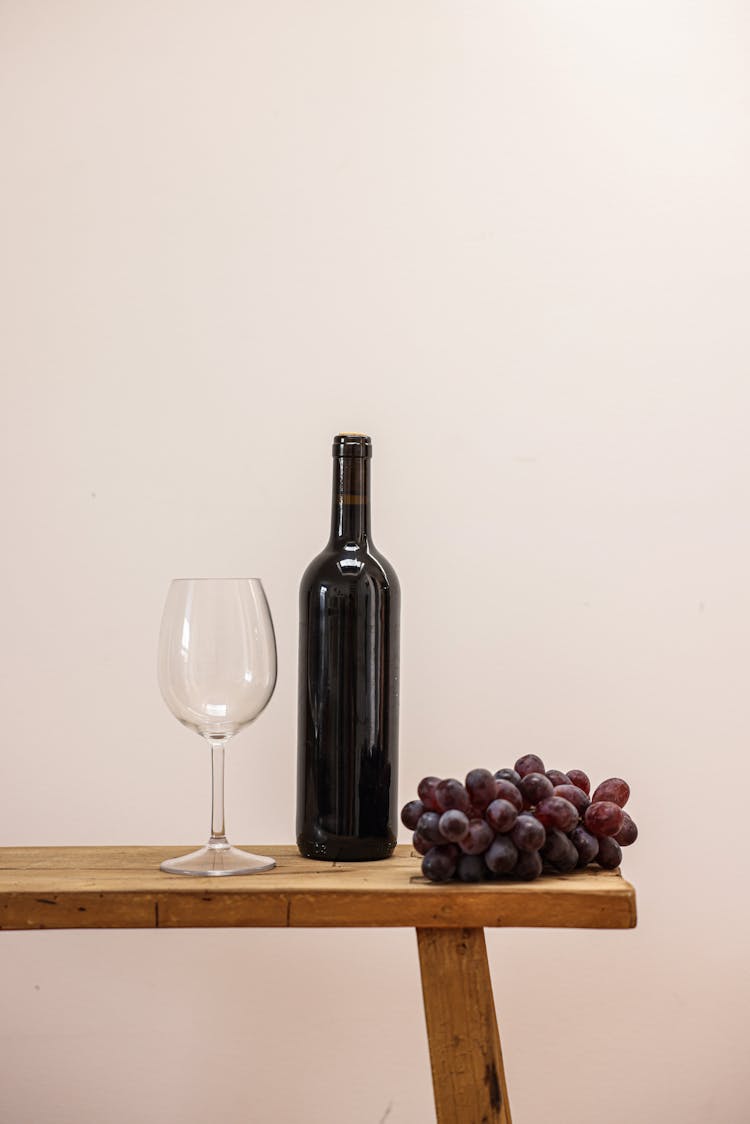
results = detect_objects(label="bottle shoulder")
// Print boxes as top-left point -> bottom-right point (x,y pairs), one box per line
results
369,545 -> 400,594
300,541 -> 399,592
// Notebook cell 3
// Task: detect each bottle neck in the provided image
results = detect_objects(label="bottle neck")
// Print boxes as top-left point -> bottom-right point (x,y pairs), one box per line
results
329,456 -> 371,544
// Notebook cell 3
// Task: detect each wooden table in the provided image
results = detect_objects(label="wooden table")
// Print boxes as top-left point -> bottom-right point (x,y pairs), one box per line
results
0,845 -> 636,1123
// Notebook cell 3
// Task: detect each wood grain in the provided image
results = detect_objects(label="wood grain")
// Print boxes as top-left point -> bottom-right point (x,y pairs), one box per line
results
0,845 -> 637,931
417,928 -> 511,1124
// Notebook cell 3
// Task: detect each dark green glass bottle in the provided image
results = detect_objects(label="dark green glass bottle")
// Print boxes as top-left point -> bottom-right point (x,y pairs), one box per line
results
296,434 -> 400,860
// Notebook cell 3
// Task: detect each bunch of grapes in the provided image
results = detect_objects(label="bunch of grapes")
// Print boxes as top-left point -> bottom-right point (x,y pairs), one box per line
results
401,754 -> 638,883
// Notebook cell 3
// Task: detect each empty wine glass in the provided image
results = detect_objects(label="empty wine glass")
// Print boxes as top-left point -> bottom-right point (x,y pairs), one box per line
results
158,578 -> 277,875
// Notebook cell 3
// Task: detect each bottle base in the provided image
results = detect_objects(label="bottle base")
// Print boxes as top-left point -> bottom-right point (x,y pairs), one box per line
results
297,834 -> 396,862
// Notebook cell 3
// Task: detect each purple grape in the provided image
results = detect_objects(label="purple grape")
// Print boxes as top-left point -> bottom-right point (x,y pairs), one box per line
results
534,796 -> 579,833
518,772 -> 554,807
435,778 -> 471,814
596,836 -> 623,870
547,836 -> 578,873
421,844 -> 458,882
514,754 -> 546,778
416,811 -> 445,844
438,809 -> 470,842
494,768 -> 521,786
465,768 -> 497,811
514,849 -> 543,880
552,783 -> 590,815
566,769 -> 591,795
569,825 -> 599,866
494,779 -> 523,811
484,835 -> 518,874
511,814 -> 546,852
417,776 -> 441,811
540,828 -> 570,864
459,819 -> 494,855
546,769 -> 570,787
485,798 -> 518,834
584,801 -> 624,839
401,799 -> 426,830
615,811 -> 638,846
412,831 -> 432,856
456,853 -> 486,883
592,777 -> 630,808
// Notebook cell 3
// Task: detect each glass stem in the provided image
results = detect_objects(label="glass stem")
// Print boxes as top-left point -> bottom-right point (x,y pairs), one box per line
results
209,738 -> 228,846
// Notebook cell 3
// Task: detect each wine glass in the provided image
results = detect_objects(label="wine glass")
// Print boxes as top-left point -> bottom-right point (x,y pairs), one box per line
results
157,578 -> 277,876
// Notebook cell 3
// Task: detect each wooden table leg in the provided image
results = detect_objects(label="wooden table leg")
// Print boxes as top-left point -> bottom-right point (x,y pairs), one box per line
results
416,927 -> 511,1124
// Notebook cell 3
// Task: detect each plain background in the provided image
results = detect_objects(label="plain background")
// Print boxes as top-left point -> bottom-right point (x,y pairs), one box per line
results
1,2 -> 748,1122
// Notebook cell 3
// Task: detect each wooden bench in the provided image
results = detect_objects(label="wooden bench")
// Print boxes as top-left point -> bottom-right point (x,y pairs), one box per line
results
0,845 -> 636,1123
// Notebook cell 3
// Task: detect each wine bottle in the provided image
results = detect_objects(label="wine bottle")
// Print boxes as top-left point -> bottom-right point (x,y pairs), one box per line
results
296,433 -> 400,861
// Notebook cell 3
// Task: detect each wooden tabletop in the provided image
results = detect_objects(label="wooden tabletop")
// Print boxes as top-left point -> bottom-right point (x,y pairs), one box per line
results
0,845 -> 636,931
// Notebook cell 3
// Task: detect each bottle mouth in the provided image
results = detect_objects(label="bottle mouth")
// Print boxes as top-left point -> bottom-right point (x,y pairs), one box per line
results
332,434 -> 372,458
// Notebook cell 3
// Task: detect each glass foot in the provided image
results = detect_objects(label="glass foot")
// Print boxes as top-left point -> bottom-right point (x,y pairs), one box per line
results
160,843 -> 276,877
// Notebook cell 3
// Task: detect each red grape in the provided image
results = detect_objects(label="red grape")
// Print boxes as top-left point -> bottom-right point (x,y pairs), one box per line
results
534,796 -> 579,833
414,759 -> 635,881
416,811 -> 445,844
495,768 -> 521,786
401,799 -> 426,830
514,754 -> 546,778
438,809 -> 470,842
456,853 -> 486,882
485,835 -> 518,874
435,778 -> 471,814
569,825 -> 599,866
584,801 -> 624,838
417,776 -> 441,811
615,810 -> 638,846
540,828 -> 570,864
485,798 -> 518,834
592,777 -> 630,808
459,819 -> 494,855
422,844 -> 458,881
465,768 -> 497,810
547,836 -> 578,873
514,850 -> 543,880
566,769 -> 590,795
552,784 -> 590,815
518,772 -> 554,806
494,779 -> 523,811
596,836 -> 622,870
511,814 -> 546,852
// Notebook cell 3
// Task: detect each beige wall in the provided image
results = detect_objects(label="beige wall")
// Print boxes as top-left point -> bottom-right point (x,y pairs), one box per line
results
1,2 -> 748,1121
